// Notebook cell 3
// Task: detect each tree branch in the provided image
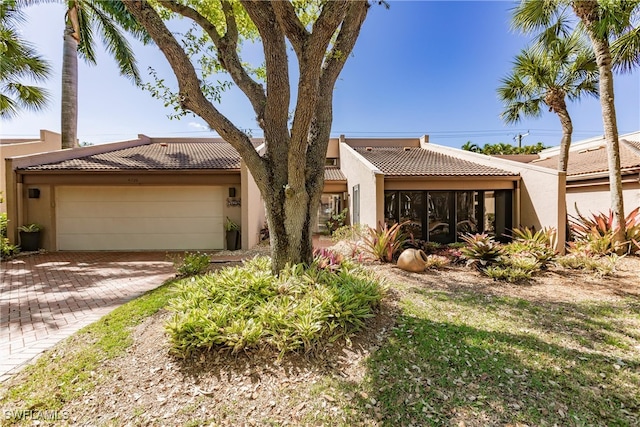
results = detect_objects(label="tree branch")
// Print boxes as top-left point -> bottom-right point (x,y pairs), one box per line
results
320,1 -> 369,91
240,1 -> 291,146
271,1 -> 308,57
161,0 -> 267,127
287,1 -> 351,175
121,0 -> 267,184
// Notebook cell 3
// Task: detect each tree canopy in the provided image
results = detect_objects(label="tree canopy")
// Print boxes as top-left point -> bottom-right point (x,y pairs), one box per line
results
121,0 -> 370,272
0,0 -> 51,119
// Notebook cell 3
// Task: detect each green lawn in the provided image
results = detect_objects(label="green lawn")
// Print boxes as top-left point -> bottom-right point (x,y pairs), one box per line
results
2,264 -> 639,426
333,282 -> 640,426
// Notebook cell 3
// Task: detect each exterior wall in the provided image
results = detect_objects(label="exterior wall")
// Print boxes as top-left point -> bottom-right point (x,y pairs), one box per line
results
326,137 -> 341,159
23,184 -> 54,250
241,161 -> 265,250
566,178 -> 640,218
5,136 -> 246,251
0,130 -> 61,212
422,142 -> 567,251
338,142 -> 384,227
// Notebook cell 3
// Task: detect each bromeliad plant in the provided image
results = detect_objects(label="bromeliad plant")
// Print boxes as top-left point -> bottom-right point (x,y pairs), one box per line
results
312,248 -> 344,271
569,206 -> 640,255
508,226 -> 558,268
363,221 -> 409,263
165,256 -> 385,357
460,233 -> 504,270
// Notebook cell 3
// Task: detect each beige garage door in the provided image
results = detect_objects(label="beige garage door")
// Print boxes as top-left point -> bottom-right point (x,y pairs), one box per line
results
56,186 -> 224,250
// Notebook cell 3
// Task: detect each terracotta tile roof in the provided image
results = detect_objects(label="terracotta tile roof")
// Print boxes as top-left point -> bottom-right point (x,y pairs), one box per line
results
533,139 -> 640,176
354,147 -> 516,176
22,142 -> 241,171
324,167 -> 346,181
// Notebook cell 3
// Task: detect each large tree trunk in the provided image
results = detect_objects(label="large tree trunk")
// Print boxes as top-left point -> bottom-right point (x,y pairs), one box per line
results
573,1 -> 626,246
556,108 -> 573,173
61,23 -> 78,149
121,0 -> 368,273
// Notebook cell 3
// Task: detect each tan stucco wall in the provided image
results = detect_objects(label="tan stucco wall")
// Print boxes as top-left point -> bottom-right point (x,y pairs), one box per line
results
0,130 -> 61,212
566,179 -> 640,218
22,184 -> 54,250
241,161 -> 265,250
326,138 -> 340,159
338,143 -> 384,227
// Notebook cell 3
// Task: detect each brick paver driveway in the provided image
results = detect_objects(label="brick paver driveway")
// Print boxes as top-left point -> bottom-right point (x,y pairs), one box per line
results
0,252 -> 175,383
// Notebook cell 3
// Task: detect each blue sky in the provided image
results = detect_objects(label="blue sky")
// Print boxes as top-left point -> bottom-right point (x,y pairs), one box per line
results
2,1 -> 638,149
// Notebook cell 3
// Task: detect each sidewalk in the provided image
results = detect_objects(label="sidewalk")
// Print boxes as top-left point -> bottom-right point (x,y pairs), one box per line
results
0,252 -> 178,383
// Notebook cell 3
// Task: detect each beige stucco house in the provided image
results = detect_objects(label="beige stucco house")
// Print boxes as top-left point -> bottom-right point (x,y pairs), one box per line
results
533,131 -> 640,218
4,131 -> 567,252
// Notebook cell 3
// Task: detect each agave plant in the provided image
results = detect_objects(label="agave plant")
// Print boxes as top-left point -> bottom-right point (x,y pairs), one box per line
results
460,233 -> 504,270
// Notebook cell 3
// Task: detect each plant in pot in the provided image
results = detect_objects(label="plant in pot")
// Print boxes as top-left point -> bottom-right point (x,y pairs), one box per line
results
19,223 -> 43,252
225,217 -> 240,250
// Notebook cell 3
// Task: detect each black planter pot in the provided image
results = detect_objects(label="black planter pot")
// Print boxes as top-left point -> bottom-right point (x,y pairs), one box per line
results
19,231 -> 42,251
226,230 -> 240,250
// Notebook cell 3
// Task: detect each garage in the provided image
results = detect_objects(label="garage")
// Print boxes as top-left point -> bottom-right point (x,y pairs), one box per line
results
56,186 -> 224,250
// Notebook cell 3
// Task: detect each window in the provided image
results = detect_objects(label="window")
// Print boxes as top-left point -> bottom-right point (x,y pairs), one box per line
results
352,185 -> 360,224
384,189 -> 511,244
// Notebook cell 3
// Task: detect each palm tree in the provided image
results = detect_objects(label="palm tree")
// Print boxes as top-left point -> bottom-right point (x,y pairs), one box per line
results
512,0 -> 640,246
0,0 -> 51,119
55,0 -> 144,148
498,31 -> 598,172
461,141 -> 480,152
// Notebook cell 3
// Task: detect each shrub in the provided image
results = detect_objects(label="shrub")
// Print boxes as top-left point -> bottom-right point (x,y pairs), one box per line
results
460,233 -> 504,270
331,223 -> 368,243
1,237 -> 18,260
484,265 -> 533,283
500,254 -> 541,272
625,207 -> 640,255
569,206 -> 640,255
425,254 -> 450,269
0,213 -> 7,237
175,252 -> 210,276
312,248 -> 344,271
363,221 -> 409,263
165,256 -> 385,357
326,208 -> 348,235
509,227 -> 557,268
556,253 -> 621,277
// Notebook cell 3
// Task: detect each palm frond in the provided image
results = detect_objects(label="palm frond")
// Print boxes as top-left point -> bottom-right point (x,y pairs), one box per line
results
74,3 -> 97,64
87,1 -> 140,83
611,25 -> 640,73
511,0 -> 565,34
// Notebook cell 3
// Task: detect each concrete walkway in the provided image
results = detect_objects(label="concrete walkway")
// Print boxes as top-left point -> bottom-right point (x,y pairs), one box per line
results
0,240 -> 335,383
0,252 -> 180,383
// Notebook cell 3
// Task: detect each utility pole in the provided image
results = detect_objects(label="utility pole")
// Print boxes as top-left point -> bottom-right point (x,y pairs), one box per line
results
514,131 -> 529,149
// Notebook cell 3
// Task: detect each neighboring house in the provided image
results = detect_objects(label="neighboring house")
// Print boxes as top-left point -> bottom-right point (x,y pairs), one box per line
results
4,132 -> 567,252
533,131 -> 640,218
0,130 -> 61,212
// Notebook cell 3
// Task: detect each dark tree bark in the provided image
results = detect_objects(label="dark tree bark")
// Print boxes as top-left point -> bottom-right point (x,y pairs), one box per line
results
121,0 -> 369,272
